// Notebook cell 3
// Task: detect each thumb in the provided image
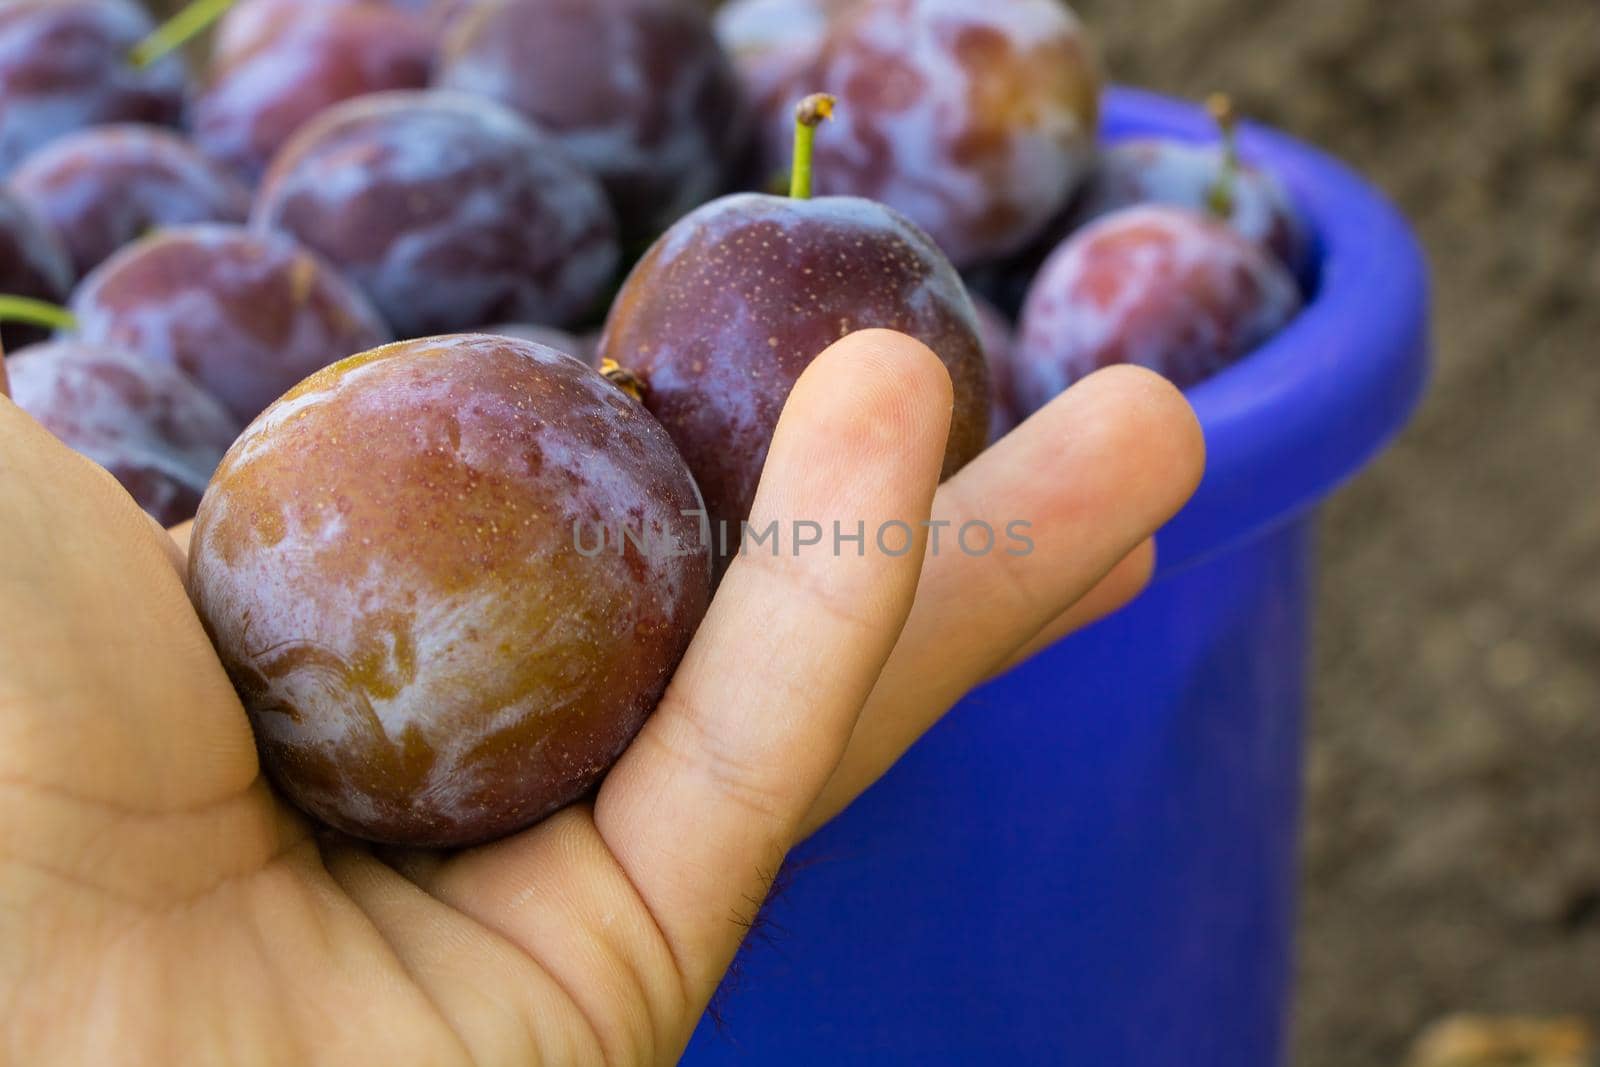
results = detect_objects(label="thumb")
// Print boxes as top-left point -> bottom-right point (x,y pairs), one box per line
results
0,400 -> 258,814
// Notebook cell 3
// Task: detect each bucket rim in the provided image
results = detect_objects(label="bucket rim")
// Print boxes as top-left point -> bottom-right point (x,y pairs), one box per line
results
1097,87 -> 1432,572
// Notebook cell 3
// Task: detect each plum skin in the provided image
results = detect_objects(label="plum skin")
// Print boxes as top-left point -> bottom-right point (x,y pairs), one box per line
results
480,323 -> 597,364
253,90 -> 620,337
7,124 -> 252,277
1070,138 -> 1311,277
599,192 -> 990,538
0,189 -> 74,351
1015,204 -> 1302,412
214,0 -> 453,64
773,0 -> 1102,269
435,0 -> 750,242
6,341 -> 241,526
188,335 -> 713,848
971,294 -> 1018,443
0,0 -> 186,176
71,224 -> 393,425
193,3 -> 435,184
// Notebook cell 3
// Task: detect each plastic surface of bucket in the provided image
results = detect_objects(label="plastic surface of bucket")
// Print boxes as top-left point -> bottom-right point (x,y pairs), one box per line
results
682,87 -> 1430,1066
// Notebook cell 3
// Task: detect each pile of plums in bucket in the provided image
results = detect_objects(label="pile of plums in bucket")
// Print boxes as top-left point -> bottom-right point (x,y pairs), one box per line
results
0,0 -> 1306,848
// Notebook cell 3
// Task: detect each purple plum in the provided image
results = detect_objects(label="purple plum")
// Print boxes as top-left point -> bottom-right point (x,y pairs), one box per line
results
8,124 -> 251,277
436,0 -> 751,241
0,0 -> 186,176
71,224 -> 392,424
214,0 -> 452,61
1071,137 -> 1310,276
6,339 -> 241,525
194,3 -> 435,184
599,190 -> 989,539
1015,204 -> 1301,411
777,0 -> 1102,268
188,334 -> 713,847
252,90 -> 620,336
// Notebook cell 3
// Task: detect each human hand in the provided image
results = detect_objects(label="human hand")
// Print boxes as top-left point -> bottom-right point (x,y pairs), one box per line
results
0,329 -> 1201,1065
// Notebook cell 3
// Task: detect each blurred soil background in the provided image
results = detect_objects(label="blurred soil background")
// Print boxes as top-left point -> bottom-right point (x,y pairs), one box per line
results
1071,0 -> 1600,1062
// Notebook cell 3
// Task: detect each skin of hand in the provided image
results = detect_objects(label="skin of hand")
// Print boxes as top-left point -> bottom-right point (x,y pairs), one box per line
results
0,329 -> 1203,1066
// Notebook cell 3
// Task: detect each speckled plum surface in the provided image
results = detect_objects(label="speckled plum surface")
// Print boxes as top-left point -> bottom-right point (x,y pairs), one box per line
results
600,192 -> 989,533
253,90 -> 620,336
0,189 -> 74,351
188,334 -> 712,848
1016,204 -> 1302,409
194,3 -> 435,184
437,0 -> 750,241
7,340 -> 241,525
1071,138 -> 1311,276
480,323 -> 595,364
0,0 -> 186,176
71,224 -> 392,424
8,125 -> 252,277
785,0 -> 1101,269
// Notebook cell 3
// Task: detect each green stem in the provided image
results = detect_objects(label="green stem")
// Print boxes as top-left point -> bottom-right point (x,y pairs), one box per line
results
790,93 -> 836,200
1205,92 -> 1240,219
0,296 -> 77,337
129,0 -> 236,69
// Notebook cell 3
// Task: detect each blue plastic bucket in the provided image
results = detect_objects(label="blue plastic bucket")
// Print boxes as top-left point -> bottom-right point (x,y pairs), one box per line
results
683,87 -> 1430,1066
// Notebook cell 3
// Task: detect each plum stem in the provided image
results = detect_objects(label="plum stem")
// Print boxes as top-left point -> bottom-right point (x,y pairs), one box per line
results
790,93 -> 836,200
1205,93 -> 1241,219
0,296 -> 77,339
599,358 -> 648,403
130,0 -> 236,69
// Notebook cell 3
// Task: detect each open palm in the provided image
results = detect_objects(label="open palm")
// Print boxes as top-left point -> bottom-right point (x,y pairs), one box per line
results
0,331 -> 1201,1066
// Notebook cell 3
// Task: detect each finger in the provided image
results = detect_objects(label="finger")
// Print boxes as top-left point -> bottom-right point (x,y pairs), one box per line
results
804,366 -> 1204,835
992,538 -> 1155,676
168,518 -> 195,558
319,835 -> 606,1066
0,401 -> 257,812
578,330 -> 948,997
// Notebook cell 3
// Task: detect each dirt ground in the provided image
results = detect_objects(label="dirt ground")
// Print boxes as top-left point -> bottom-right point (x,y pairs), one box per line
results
1071,0 -> 1600,1063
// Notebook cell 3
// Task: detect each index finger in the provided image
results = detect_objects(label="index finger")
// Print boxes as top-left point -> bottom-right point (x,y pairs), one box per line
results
595,329 -> 954,993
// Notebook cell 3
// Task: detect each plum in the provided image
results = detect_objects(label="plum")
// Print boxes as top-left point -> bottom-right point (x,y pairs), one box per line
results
436,0 -> 750,242
1072,141 -> 1309,275
0,0 -> 186,176
193,3 -> 435,184
0,191 -> 74,351
971,294 -> 1018,442
481,323 -> 596,363
1070,97 -> 1310,277
188,334 -> 712,847
715,0 -> 836,103
598,97 -> 988,543
715,0 -> 846,158
6,340 -> 240,525
1014,204 -> 1301,411
8,125 -> 251,277
252,91 -> 619,337
215,0 -> 453,60
776,0 -> 1100,269
70,224 -> 392,424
